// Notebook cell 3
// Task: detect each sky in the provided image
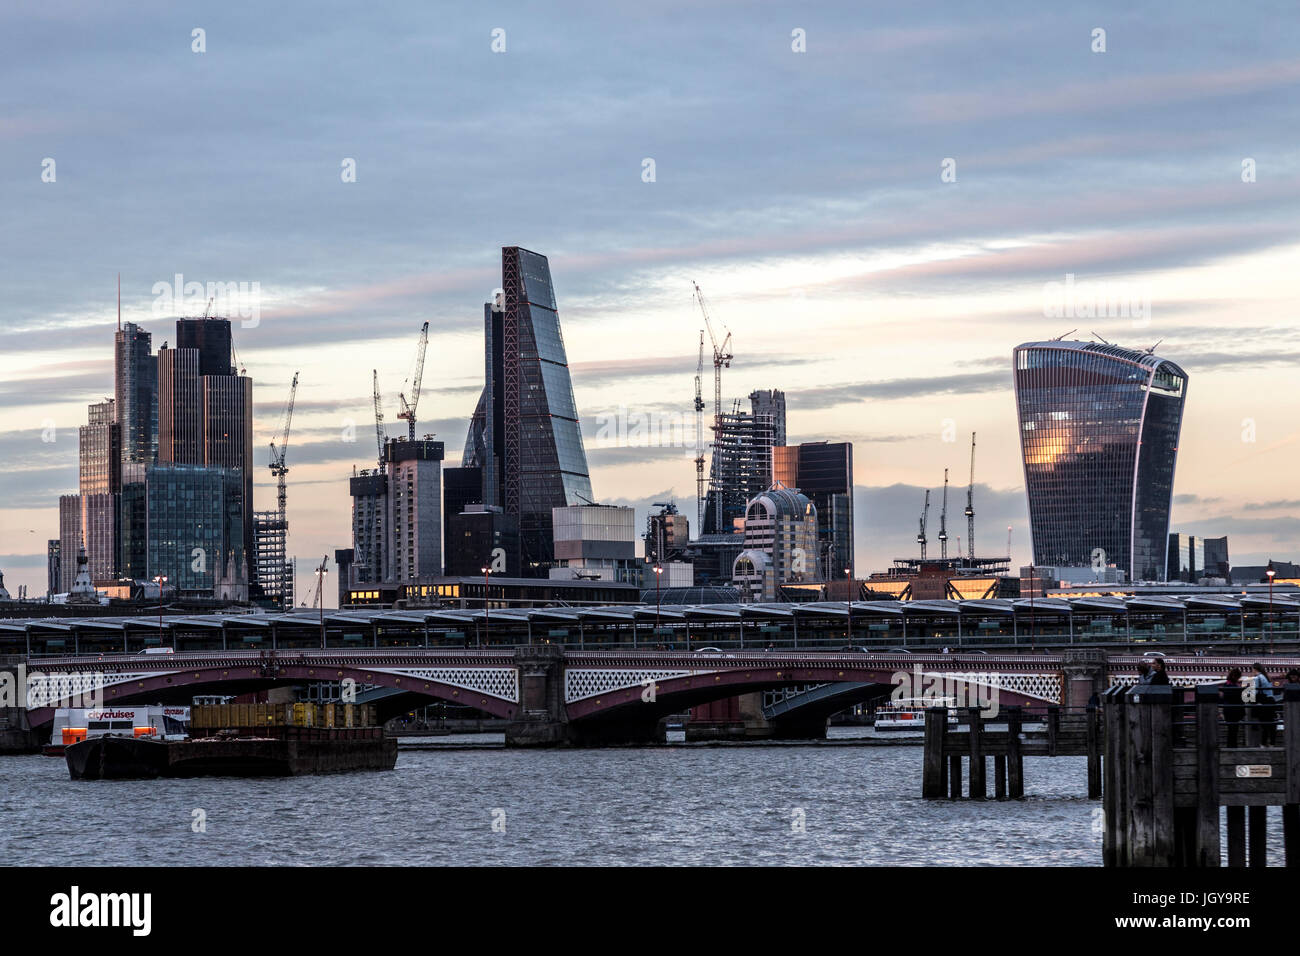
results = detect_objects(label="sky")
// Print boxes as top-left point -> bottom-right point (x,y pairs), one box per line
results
1,1 -> 1298,605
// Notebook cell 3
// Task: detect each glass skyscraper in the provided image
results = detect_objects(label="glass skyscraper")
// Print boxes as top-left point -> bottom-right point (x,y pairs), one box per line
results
464,247 -> 593,575
1013,340 -> 1187,582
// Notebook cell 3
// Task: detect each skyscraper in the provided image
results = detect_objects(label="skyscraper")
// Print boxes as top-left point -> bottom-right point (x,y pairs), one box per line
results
463,247 -> 593,575
78,399 -> 119,581
347,438 -> 445,591
115,321 -> 157,466
773,440 -> 854,580
157,318 -> 254,585
1013,340 -> 1187,582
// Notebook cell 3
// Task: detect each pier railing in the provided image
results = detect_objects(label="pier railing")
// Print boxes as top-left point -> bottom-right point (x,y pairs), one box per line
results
1102,682 -> 1299,867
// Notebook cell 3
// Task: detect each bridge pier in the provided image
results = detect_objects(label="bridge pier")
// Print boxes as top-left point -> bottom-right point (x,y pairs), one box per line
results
1060,649 -> 1108,709
504,645 -> 570,747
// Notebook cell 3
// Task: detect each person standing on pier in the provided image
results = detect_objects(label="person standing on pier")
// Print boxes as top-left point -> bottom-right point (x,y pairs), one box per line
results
1149,658 -> 1171,685
1222,667 -> 1244,747
1250,663 -> 1278,745
1135,661 -> 1153,684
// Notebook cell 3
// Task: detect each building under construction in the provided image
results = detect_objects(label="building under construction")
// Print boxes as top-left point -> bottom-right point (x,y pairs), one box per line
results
253,513 -> 294,609
702,389 -> 784,536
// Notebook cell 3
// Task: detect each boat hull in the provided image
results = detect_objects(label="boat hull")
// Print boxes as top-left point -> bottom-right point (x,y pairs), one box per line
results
66,732 -> 397,780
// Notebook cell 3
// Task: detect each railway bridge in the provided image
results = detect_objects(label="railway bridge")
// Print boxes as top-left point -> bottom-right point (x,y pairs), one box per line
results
16,646 -> 1291,746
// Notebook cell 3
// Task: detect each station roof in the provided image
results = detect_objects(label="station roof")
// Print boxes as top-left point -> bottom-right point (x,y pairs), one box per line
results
6,593 -> 1292,638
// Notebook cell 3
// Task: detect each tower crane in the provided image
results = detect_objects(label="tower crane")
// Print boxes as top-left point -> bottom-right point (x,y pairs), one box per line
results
693,330 -> 705,530
965,432 -> 977,561
268,371 -> 299,525
917,489 -> 931,560
372,369 -> 386,472
693,282 -> 732,532
397,321 -> 430,441
938,468 -> 949,560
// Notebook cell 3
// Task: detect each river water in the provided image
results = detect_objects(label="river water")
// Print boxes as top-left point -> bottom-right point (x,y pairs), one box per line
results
1,727 -> 1128,866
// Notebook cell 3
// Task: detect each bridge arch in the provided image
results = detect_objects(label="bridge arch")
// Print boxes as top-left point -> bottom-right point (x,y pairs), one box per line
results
24,655 -> 521,728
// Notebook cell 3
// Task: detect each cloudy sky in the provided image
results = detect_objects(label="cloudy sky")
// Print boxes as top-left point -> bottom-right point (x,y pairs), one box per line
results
2,2 -> 1298,603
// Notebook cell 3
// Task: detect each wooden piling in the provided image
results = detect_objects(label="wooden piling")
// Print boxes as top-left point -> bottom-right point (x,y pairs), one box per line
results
949,755 -> 962,798
1047,704 -> 1060,757
1102,686 -> 1125,866
1007,705 -> 1024,800
1286,685 -> 1300,867
1086,698 -> 1101,799
994,754 -> 1007,800
1194,685 -> 1221,867
922,706 -> 947,798
968,707 -> 985,799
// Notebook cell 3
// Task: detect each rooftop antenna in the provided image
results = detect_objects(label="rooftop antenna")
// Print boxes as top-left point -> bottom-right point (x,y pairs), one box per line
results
1145,339 -> 1163,354
1090,331 -> 1111,345
117,273 -> 121,331
938,469 -> 949,560
1050,328 -> 1076,341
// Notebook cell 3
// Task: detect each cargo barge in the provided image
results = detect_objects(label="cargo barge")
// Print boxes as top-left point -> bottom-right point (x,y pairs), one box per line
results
65,702 -> 396,779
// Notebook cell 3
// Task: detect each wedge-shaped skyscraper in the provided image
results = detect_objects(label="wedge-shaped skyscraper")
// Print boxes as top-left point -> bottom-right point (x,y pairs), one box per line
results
464,247 -> 593,575
1013,340 -> 1187,582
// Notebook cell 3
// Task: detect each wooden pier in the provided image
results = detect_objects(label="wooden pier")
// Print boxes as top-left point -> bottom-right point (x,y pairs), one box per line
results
922,703 -> 1103,799
1102,682 -> 1299,867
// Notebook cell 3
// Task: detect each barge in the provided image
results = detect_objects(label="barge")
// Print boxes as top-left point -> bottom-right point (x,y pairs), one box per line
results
65,702 -> 396,779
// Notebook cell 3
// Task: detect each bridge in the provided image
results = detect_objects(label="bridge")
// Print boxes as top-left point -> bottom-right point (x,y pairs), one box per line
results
16,645 -> 1298,746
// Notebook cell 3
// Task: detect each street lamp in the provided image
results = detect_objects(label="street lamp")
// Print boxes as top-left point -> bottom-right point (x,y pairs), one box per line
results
1266,560 -> 1276,651
481,566 -> 491,648
653,564 -> 663,636
844,568 -> 853,645
152,575 -> 168,649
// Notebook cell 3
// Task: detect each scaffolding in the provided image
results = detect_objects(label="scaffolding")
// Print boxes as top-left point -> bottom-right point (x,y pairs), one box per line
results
253,510 -> 291,610
703,400 -> 778,535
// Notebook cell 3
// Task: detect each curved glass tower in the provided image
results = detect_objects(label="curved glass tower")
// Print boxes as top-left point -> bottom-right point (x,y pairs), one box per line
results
1013,341 -> 1187,582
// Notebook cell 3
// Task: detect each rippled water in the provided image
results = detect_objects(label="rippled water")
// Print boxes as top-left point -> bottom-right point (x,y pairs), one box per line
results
0,729 -> 1117,866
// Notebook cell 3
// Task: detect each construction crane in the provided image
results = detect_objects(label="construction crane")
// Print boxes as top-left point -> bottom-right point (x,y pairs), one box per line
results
693,283 -> 732,532
309,554 -> 328,609
917,489 -> 931,560
268,371 -> 299,524
397,321 -> 430,441
693,330 -> 706,530
938,468 -> 950,560
372,369 -> 386,471
965,432 -> 977,561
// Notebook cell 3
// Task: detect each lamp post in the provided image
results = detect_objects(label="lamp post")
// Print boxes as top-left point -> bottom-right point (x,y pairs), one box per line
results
481,566 -> 491,648
654,564 -> 663,636
844,568 -> 853,645
152,575 -> 168,649
1266,560 -> 1276,652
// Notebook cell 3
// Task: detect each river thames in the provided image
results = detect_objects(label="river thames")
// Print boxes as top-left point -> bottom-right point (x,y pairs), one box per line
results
1,728 -> 1123,866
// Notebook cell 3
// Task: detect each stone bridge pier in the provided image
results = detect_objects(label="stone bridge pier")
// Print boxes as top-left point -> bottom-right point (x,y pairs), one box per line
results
1060,649 -> 1109,709
504,646 -> 674,747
